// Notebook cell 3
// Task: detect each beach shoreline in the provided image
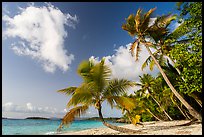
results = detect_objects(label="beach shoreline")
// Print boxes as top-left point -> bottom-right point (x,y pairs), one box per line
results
58,120 -> 202,135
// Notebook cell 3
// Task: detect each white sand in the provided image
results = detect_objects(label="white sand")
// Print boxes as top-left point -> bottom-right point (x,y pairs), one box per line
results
58,120 -> 202,135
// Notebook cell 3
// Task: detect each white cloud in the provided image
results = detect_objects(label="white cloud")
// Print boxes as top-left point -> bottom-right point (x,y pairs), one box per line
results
148,17 -> 157,27
2,102 -> 66,115
89,43 -> 159,94
3,3 -> 78,73
90,43 -> 159,82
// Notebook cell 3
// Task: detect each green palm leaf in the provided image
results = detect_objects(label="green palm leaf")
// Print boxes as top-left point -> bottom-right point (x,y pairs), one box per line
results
106,96 -> 136,111
90,58 -> 111,92
122,14 -> 136,36
58,105 -> 89,131
57,87 -> 77,96
103,79 -> 135,97
77,60 -> 93,82
141,55 -> 152,71
141,7 -> 157,33
113,96 -> 136,111
148,14 -> 176,42
149,59 -> 155,71
67,84 -> 93,107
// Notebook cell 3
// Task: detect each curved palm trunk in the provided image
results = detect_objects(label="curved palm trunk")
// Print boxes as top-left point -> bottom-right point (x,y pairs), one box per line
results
147,89 -> 173,121
170,96 -> 190,120
145,108 -> 162,121
185,111 -> 192,120
144,45 -> 202,122
189,93 -> 202,107
167,56 -> 202,108
166,56 -> 184,79
97,104 -> 143,134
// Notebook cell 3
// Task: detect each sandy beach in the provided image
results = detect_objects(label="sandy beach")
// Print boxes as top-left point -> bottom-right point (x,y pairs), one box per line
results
58,120 -> 202,135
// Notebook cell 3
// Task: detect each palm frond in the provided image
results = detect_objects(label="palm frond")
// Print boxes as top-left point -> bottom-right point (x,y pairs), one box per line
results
130,40 -> 137,57
77,60 -> 93,82
111,96 -> 136,111
141,7 -> 157,32
106,96 -> 115,109
158,54 -> 166,67
103,79 -> 136,97
67,84 -> 93,107
57,87 -> 77,96
141,49 -> 160,70
141,56 -> 151,71
149,58 -> 155,71
122,14 -> 136,36
130,40 -> 141,61
156,14 -> 177,28
58,105 -> 89,130
147,14 -> 176,42
90,58 -> 111,92
135,8 -> 142,32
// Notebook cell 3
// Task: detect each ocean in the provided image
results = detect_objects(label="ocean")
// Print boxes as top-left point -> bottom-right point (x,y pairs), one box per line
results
2,119 -> 125,135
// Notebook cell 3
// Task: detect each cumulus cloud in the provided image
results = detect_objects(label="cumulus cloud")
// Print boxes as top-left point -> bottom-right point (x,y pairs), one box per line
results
2,102 -> 66,115
90,43 -> 159,82
148,17 -> 157,27
2,3 -> 78,73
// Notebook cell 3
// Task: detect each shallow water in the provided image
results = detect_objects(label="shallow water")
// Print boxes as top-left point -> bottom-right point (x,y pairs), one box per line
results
2,119 -> 125,135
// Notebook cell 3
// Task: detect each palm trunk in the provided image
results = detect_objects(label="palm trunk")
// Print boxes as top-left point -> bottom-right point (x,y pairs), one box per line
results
97,103 -> 143,134
147,89 -> 173,121
190,93 -> 202,107
57,123 -> 63,132
176,103 -> 190,120
144,45 -> 202,122
166,56 -> 183,78
167,56 -> 202,108
170,96 -> 190,120
145,108 -> 162,121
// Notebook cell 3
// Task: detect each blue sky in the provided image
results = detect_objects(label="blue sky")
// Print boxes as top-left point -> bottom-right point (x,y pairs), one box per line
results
2,2 -> 179,119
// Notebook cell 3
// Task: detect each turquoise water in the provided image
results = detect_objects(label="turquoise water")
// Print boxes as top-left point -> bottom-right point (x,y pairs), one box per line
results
2,119 -> 125,135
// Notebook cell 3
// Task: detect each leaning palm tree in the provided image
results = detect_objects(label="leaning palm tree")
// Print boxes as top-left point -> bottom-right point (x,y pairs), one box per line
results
122,7 -> 201,121
142,43 -> 202,108
56,58 -> 143,133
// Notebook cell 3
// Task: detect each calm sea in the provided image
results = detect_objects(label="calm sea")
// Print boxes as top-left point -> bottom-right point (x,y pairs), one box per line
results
2,119 -> 125,135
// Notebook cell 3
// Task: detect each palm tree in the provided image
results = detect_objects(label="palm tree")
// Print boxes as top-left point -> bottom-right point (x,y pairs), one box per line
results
133,90 -> 163,121
136,74 -> 173,121
117,92 -> 163,123
56,58 -> 143,133
122,7 -> 201,121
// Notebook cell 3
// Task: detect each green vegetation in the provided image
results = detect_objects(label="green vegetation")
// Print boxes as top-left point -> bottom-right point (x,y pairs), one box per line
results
109,2 -> 202,124
25,117 -> 50,120
57,2 -> 202,133
57,58 -> 138,133
121,2 -> 202,122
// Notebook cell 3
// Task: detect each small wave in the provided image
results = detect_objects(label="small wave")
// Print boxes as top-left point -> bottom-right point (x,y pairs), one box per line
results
45,131 -> 56,135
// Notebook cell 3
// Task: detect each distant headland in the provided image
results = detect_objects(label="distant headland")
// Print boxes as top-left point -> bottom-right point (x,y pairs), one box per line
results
25,117 -> 50,120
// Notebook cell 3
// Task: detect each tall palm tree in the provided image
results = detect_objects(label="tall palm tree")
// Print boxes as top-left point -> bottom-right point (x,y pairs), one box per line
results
56,58 -> 142,133
122,7 -> 201,121
136,74 -> 173,121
